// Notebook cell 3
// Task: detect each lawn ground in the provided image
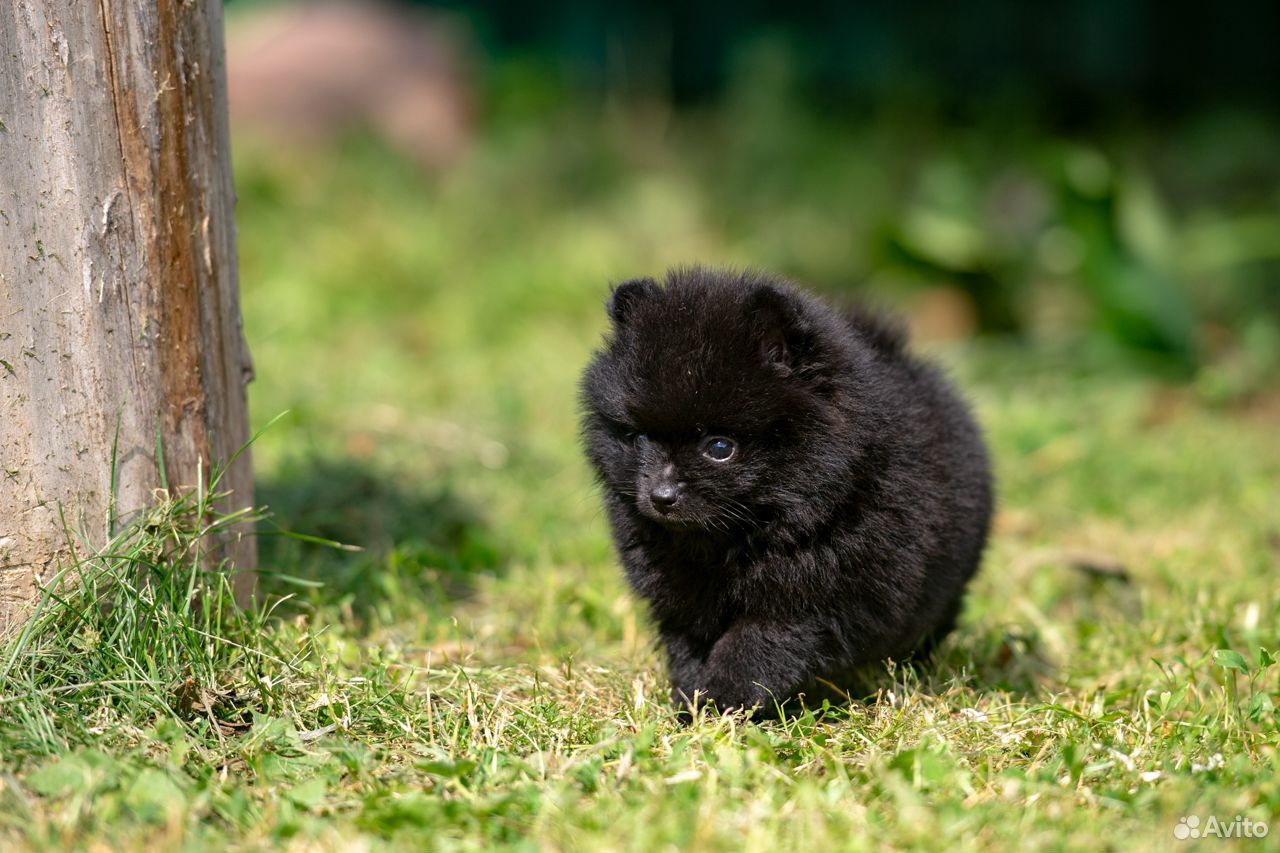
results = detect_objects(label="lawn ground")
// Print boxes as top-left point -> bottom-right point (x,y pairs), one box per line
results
1,124 -> 1277,852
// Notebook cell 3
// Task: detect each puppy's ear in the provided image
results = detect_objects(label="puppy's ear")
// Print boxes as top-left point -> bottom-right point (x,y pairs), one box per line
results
748,284 -> 816,375
607,277 -> 659,326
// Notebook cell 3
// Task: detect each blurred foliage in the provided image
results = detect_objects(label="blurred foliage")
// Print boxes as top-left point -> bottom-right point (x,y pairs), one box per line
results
333,0 -> 1280,114
226,3 -> 1280,388
485,49 -> 1280,383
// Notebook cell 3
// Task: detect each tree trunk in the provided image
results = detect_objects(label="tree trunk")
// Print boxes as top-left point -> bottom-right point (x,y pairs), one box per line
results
0,0 -> 255,630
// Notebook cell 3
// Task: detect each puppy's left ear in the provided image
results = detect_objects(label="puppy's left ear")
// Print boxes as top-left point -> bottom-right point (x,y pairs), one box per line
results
748,284 -> 818,376
607,277 -> 659,326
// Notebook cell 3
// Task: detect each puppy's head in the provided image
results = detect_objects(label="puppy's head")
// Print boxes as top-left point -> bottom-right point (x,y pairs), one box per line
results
581,267 -> 860,534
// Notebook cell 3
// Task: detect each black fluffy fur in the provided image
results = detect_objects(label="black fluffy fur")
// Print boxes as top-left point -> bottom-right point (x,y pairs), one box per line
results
580,267 -> 993,717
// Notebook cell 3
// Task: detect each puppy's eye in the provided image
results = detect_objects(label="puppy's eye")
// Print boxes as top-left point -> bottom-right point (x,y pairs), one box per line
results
701,436 -> 736,462
627,431 -> 648,444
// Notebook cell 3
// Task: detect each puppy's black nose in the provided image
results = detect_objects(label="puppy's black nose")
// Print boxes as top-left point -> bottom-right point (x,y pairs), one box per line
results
650,482 -> 681,512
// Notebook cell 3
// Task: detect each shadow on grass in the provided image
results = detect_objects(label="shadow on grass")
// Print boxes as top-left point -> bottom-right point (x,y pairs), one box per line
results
779,624 -> 1057,721
255,454 -> 505,627
823,558 -> 1145,713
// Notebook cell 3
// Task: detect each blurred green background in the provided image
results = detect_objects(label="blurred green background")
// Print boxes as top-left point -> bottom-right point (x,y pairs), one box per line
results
228,0 -> 1280,393
217,0 -> 1280,649
224,0 -> 1280,628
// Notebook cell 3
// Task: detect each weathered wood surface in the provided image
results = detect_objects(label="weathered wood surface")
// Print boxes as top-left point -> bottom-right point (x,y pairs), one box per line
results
0,0 -> 255,630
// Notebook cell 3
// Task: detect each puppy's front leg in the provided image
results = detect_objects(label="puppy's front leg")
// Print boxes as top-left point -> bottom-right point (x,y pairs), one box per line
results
697,619 -> 824,717
661,630 -> 709,711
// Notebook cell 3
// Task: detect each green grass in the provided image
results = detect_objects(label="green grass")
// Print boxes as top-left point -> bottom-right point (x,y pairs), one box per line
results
1,114 -> 1278,852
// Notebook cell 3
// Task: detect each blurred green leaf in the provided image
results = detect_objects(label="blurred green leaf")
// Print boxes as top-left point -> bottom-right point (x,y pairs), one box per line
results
26,758 -> 94,798
889,746 -> 954,790
123,769 -> 186,824
1214,649 -> 1250,673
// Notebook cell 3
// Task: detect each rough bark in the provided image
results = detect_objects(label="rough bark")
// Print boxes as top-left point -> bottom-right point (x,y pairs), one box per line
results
0,0 -> 254,630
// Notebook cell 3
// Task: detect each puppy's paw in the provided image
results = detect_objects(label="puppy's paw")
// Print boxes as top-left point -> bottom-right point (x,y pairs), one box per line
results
672,678 -> 771,722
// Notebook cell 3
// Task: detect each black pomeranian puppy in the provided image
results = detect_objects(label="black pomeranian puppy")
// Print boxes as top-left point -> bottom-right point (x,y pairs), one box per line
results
580,267 -> 993,717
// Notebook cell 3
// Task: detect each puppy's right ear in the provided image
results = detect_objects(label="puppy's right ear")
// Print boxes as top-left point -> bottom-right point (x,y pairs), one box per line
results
748,283 -> 814,376
607,277 -> 659,326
